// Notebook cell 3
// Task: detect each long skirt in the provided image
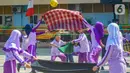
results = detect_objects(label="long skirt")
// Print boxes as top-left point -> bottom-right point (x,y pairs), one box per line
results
78,52 -> 90,63
109,59 -> 126,73
3,60 -> 16,73
89,48 -> 102,63
26,45 -> 36,63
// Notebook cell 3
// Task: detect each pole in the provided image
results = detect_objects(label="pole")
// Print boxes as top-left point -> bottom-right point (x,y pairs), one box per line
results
112,4 -> 116,22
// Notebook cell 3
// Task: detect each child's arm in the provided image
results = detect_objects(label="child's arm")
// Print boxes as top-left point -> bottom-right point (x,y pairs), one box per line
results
32,19 -> 42,32
82,18 -> 92,28
84,28 -> 91,34
36,30 -> 48,35
50,44 -> 59,48
100,40 -> 105,48
36,32 -> 45,35
10,49 -> 25,64
123,51 -> 130,57
73,35 -> 84,43
97,45 -> 113,67
18,49 -> 34,59
61,40 -> 67,45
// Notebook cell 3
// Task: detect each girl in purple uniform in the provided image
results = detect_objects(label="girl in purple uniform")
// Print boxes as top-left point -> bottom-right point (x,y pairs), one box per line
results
3,30 -> 37,73
83,19 -> 104,63
24,18 -> 47,73
50,35 -> 66,62
93,23 -> 126,73
72,29 -> 90,63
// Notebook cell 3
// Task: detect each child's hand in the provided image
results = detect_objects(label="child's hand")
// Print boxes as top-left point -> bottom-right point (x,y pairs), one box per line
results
101,44 -> 105,48
24,62 -> 31,68
71,41 -> 74,44
128,52 -> 130,55
33,56 -> 38,60
92,66 -> 98,71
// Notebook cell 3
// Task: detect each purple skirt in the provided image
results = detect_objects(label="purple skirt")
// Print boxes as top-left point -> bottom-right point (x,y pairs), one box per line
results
3,60 -> 16,73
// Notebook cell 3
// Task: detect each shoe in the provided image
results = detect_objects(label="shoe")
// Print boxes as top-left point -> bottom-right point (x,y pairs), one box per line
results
126,62 -> 129,67
101,67 -> 104,70
17,63 -> 21,72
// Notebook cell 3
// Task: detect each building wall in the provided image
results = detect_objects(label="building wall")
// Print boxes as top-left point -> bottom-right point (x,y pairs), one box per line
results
13,12 -> 28,26
83,13 -> 114,25
0,0 -> 100,5
1,3 -> 130,27
0,4 -> 114,26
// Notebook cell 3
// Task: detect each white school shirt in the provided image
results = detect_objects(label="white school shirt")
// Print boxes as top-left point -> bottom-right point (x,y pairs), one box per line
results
90,26 -> 101,49
73,45 -> 80,53
21,35 -> 29,50
74,33 -> 90,53
50,40 -> 65,56
28,32 -> 36,46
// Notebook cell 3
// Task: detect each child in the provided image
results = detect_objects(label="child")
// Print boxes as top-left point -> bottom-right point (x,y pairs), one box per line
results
93,23 -> 126,73
21,30 -> 29,52
73,42 -> 80,55
23,18 -> 47,73
50,34 -> 66,62
2,30 -> 37,73
83,19 -> 104,63
72,29 -> 90,63
17,30 -> 29,72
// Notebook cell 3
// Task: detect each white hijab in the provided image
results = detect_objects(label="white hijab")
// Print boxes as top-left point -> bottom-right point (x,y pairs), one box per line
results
4,30 -> 21,50
106,23 -> 123,51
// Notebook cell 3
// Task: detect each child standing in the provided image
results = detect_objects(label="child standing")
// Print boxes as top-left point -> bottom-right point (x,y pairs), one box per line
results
72,29 -> 90,63
50,35 -> 66,62
93,23 -> 126,73
2,30 -> 36,73
83,19 -> 104,63
24,18 -> 47,73
73,42 -> 80,56
17,30 -> 29,72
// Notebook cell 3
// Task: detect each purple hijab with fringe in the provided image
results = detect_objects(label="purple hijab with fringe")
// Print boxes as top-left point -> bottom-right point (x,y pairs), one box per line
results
93,22 -> 104,44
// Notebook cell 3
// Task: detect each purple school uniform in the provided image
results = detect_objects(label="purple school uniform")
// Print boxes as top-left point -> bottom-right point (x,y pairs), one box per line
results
97,23 -> 126,73
50,39 -> 66,62
83,19 -> 104,63
25,20 -> 45,63
73,33 -> 90,63
97,45 -> 126,73
3,30 -> 33,73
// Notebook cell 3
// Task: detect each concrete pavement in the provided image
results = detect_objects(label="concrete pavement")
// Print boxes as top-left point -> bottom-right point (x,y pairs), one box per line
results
0,48 -> 130,73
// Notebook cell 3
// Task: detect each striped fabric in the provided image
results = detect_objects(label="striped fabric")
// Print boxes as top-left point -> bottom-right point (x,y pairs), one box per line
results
43,9 -> 86,31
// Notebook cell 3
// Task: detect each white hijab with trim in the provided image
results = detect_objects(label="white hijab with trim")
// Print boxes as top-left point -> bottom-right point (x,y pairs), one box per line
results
106,23 -> 123,51
4,30 -> 21,50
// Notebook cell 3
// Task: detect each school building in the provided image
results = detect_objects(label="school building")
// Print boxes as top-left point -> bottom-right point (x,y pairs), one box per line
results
0,0 -> 130,41
0,0 -> 129,26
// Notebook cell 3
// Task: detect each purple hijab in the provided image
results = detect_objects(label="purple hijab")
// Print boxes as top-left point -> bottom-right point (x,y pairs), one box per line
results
93,22 -> 104,44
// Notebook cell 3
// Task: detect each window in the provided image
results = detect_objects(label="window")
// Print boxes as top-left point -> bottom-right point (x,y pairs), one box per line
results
80,4 -> 92,13
30,15 -> 38,24
39,5 -> 49,14
4,6 -> 12,14
68,4 -> 76,10
0,16 -> 2,25
5,16 -> 12,26
0,6 -> 4,14
59,4 -> 68,9
93,4 -> 103,12
34,5 -> 38,14
104,4 -> 113,12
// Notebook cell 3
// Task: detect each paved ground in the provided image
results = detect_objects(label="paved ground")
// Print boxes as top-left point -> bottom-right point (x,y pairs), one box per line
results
0,48 -> 130,73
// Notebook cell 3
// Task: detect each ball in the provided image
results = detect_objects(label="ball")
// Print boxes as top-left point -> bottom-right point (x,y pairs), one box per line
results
50,0 -> 58,8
